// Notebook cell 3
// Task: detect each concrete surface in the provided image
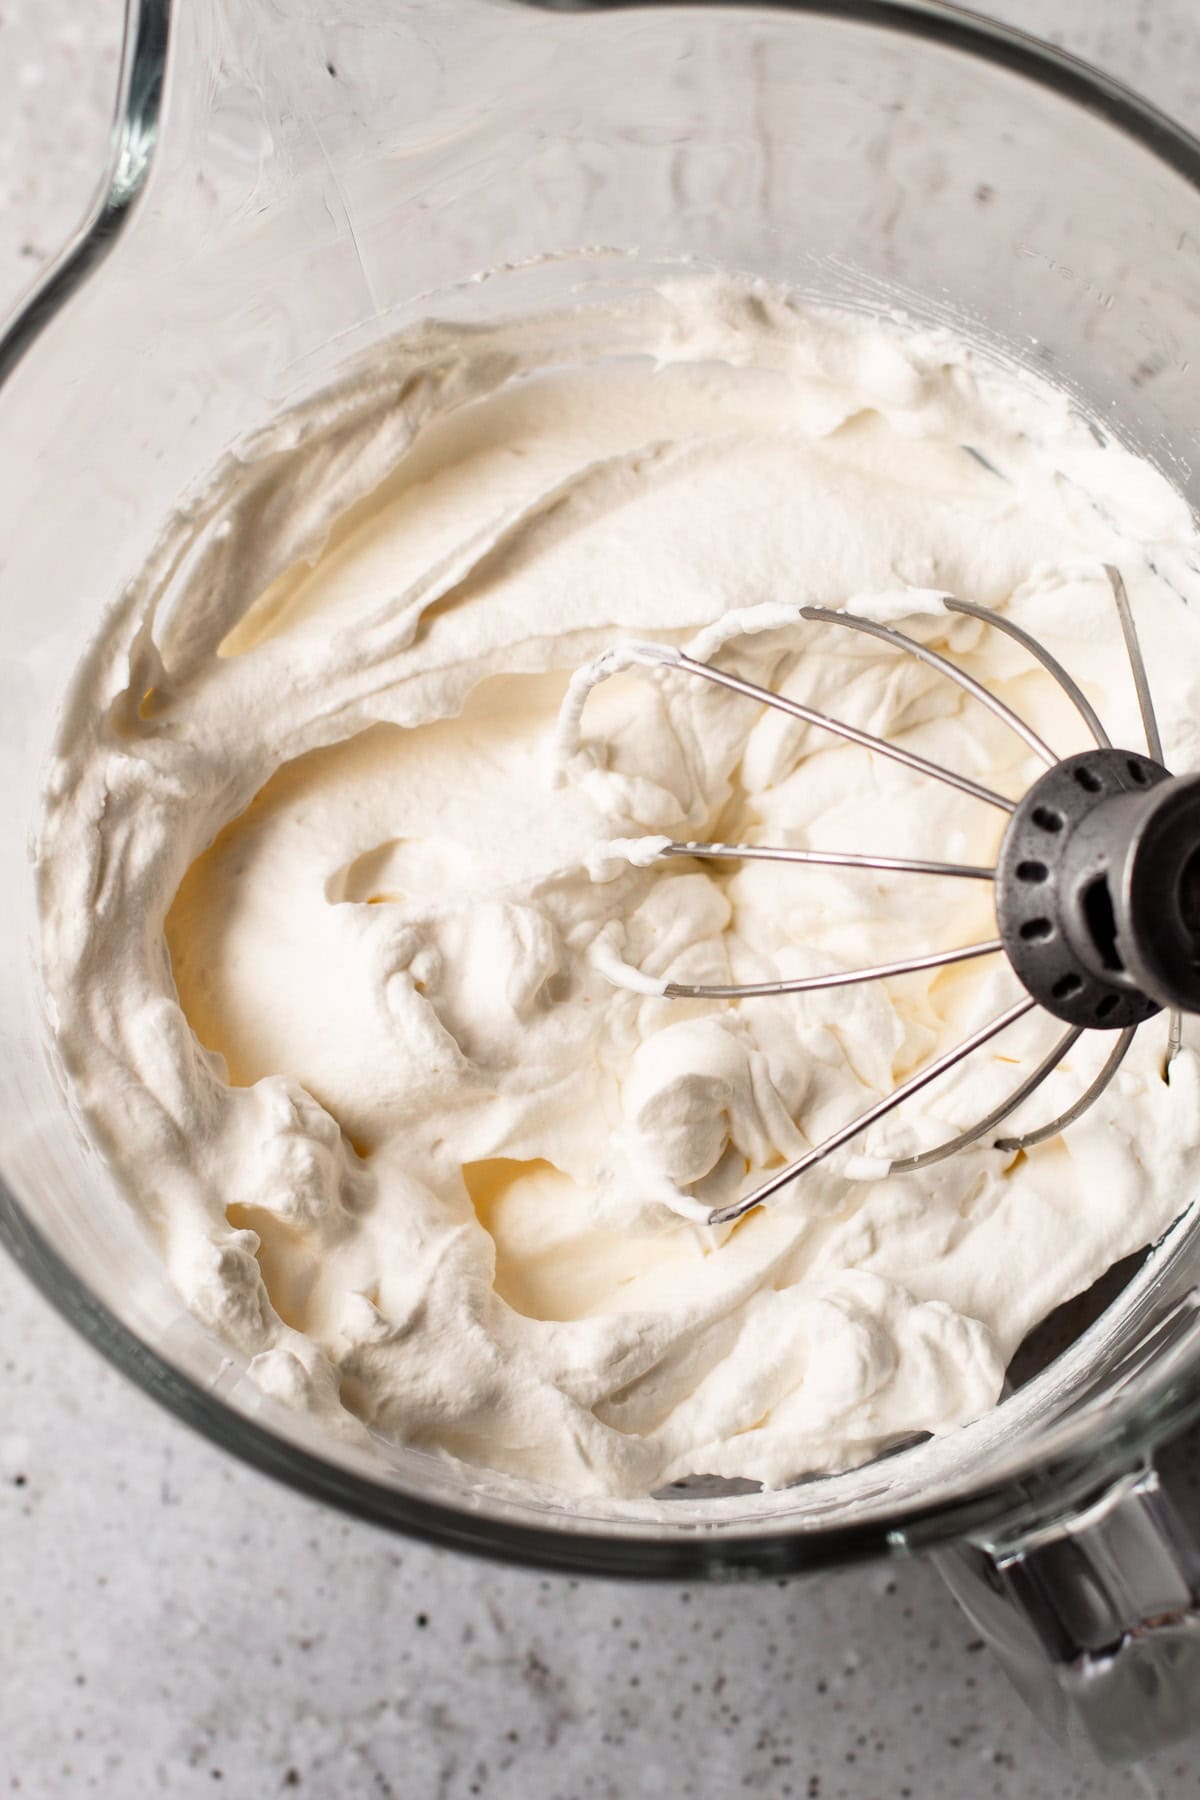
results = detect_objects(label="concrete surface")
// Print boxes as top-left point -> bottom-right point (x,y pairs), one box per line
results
3,1 -> 1200,1796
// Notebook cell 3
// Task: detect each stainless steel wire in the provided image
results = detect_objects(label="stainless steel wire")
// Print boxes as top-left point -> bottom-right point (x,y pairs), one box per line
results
667,651 -> 1015,813
942,597 -> 1111,749
663,940 -> 1003,1002
658,841 -> 995,881
884,1024 -> 1084,1175
800,604 -> 1058,766
1167,1009 -> 1184,1070
996,1026 -> 1138,1153
1106,563 -> 1165,765
1103,564 -> 1180,1070
708,997 -> 1039,1225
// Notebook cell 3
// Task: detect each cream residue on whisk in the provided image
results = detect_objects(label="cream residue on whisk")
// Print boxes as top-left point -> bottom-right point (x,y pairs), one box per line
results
38,277 -> 1200,1497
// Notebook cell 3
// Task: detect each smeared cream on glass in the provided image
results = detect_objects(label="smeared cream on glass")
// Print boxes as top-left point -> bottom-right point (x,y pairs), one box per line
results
38,280 -> 1200,1496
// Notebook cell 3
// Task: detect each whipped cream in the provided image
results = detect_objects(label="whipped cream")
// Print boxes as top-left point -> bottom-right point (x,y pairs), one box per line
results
38,279 -> 1200,1497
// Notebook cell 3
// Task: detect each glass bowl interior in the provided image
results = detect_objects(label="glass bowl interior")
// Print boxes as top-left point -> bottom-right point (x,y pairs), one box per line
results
4,0 -> 1200,1576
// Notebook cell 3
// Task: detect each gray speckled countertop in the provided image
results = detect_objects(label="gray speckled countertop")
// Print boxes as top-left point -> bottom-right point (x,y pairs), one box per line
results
4,3 -> 1200,1796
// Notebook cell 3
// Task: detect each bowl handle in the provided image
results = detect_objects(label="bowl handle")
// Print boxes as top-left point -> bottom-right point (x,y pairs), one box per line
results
934,1462 -> 1200,1763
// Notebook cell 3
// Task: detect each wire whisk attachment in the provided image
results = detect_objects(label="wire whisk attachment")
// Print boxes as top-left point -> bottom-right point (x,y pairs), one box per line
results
563,570 -> 1199,1226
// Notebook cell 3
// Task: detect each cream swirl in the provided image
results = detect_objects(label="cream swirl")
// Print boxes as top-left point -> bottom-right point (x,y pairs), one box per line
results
38,279 -> 1200,1496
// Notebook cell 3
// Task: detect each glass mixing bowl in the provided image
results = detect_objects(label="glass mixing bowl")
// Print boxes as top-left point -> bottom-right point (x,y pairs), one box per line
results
4,0 -> 1200,1762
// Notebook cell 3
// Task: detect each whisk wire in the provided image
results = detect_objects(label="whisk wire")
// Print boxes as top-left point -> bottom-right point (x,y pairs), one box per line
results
669,651 -> 1015,813
884,1023 -> 1084,1175
658,841 -> 995,880
1103,565 -> 1181,1070
663,939 -> 1003,1001
708,996 -> 1039,1225
1106,564 -> 1165,766
996,1025 -> 1138,1152
943,598 -> 1112,750
800,604 -> 1058,767
1168,1010 -> 1184,1070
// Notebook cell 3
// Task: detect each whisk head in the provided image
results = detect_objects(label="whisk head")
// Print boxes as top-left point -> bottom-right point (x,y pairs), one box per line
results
567,566 -> 1198,1226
